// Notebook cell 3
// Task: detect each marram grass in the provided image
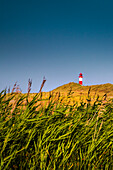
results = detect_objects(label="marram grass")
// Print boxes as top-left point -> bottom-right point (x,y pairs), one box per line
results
0,90 -> 113,169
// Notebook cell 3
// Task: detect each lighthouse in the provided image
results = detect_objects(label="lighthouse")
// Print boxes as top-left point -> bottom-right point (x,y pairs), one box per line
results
79,73 -> 83,85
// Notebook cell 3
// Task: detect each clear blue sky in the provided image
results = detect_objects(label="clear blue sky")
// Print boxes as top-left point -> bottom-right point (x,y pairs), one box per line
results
0,0 -> 113,93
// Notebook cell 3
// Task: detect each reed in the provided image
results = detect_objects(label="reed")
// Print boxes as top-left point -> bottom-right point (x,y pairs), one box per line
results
0,88 -> 113,169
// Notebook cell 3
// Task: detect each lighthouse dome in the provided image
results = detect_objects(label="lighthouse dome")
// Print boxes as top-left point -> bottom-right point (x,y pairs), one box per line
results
79,73 -> 82,76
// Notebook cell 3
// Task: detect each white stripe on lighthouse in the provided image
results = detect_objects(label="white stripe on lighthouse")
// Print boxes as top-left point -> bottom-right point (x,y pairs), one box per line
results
79,78 -> 82,81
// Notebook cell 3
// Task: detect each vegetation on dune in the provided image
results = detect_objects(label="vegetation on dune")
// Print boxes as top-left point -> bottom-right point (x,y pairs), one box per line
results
51,82 -> 113,104
0,86 -> 113,169
52,82 -> 113,94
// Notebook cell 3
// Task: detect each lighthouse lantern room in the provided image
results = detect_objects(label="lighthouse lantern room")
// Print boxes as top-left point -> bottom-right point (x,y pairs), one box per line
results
79,73 -> 83,85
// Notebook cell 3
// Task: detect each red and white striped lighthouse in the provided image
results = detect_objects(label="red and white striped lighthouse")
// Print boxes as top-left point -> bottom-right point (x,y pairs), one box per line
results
79,73 -> 83,85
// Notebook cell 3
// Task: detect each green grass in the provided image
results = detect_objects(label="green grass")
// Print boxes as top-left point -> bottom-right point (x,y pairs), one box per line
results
0,89 -> 113,169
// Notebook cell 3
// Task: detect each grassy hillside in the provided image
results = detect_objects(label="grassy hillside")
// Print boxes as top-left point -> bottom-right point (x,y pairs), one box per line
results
7,83 -> 113,107
52,82 -> 113,96
29,83 -> 113,106
49,82 -> 113,104
18,82 -> 113,107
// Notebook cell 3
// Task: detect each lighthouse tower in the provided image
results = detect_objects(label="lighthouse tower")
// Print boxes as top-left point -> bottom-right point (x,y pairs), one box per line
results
79,73 -> 83,85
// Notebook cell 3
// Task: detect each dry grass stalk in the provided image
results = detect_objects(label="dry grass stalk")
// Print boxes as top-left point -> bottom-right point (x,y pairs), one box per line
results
8,86 -> 10,93
11,82 -> 21,94
15,85 -> 21,93
39,76 -> 46,93
28,78 -> 32,95
11,82 -> 17,93
97,120 -> 104,138
93,115 -> 99,141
